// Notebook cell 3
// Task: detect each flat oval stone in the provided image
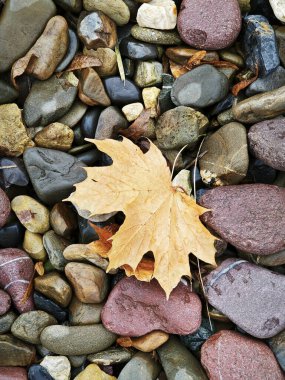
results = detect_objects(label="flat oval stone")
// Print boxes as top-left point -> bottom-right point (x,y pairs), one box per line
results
118,352 -> 160,380
0,367 -> 27,380
120,37 -> 159,60
201,330 -> 284,380
177,0 -> 241,50
233,85 -> 285,124
0,0 -> 56,72
0,289 -> 11,316
171,65 -> 229,108
40,324 -> 117,355
131,24 -> 181,45
200,184 -> 285,255
0,188 -> 10,228
200,122 -> 249,186
87,348 -> 132,365
205,259 -> 285,338
0,334 -> 35,366
248,118 -> 285,171
0,249 -> 34,313
103,77 -> 141,105
23,147 -> 87,205
83,0 -> 130,26
101,277 -> 202,336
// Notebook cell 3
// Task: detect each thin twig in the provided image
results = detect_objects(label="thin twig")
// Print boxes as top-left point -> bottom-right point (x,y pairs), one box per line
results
115,43 -> 126,86
197,257 -> 213,332
0,165 -> 17,170
184,150 -> 208,171
171,144 -> 188,180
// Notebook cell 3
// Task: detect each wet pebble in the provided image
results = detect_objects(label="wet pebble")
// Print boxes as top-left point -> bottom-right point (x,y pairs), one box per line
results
69,297 -> 103,325
50,203 -> 77,239
34,292 -> 68,323
103,77 -> 141,105
43,230 -> 69,271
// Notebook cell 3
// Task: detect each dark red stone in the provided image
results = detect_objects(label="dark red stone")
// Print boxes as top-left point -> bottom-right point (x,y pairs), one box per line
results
0,289 -> 11,315
0,188 -> 10,228
201,330 -> 284,380
177,0 -> 242,50
249,118 -> 285,171
101,277 -> 202,336
0,367 -> 28,380
205,259 -> 285,339
200,184 -> 285,255
0,249 -> 34,313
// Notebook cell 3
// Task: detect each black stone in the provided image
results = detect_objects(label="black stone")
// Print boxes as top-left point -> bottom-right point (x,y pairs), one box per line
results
0,157 -> 29,188
73,125 -> 86,146
120,37 -> 159,60
103,76 -> 141,106
158,74 -> 175,114
23,148 -> 87,205
28,365 -> 54,380
80,107 -> 102,138
0,76 -> 18,104
243,15 -> 280,77
75,149 -> 100,166
210,94 -> 235,116
56,28 -> 79,72
123,0 -> 139,22
0,220 -> 24,248
117,23 -> 133,43
33,292 -> 67,323
78,216 -> 99,244
180,318 -> 216,352
246,159 -> 277,184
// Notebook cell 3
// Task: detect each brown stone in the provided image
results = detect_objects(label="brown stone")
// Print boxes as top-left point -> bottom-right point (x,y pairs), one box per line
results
69,297 -> 103,325
65,262 -> 109,303
204,259 -> 285,338
0,188 -> 10,228
0,289 -> 11,316
201,330 -> 284,380
118,331 -> 169,352
0,367 -> 27,380
12,15 -> 68,81
50,202 -> 77,239
83,47 -> 118,77
78,67 -> 111,106
101,277 -> 202,336
200,184 -> 285,255
0,249 -> 34,313
248,118 -> 285,171
78,11 -> 117,49
34,272 -> 72,307
0,104 -> 34,157
233,85 -> 285,123
200,122 -> 249,186
0,335 -> 35,366
166,47 -> 219,65
34,122 -> 74,151
177,0 -> 242,50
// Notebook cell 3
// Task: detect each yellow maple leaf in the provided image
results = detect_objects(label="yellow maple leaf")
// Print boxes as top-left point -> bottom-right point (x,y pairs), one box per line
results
66,138 -> 217,297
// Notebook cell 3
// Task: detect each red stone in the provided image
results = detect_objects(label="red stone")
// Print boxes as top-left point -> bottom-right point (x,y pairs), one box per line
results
0,249 -> 34,313
101,277 -> 202,336
201,330 -> 284,380
0,289 -> 11,315
0,188 -> 10,228
177,0 -> 242,50
204,258 -> 285,339
0,367 -> 27,380
200,184 -> 285,255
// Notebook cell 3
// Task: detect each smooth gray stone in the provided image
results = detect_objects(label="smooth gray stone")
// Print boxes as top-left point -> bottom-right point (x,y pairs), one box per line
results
23,75 -> 78,127
246,66 -> 285,96
95,106 -> 128,139
157,336 -> 208,380
171,64 -> 229,108
0,0 -> 56,72
56,28 -> 79,72
0,79 -> 18,104
43,230 -> 69,271
118,352 -> 161,380
88,347 -> 132,365
0,311 -> 17,334
23,148 -> 87,205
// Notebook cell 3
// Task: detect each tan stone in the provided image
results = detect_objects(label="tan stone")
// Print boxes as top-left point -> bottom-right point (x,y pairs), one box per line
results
63,244 -> 110,272
83,0 -> 130,26
50,203 -> 78,239
142,87 -> 160,117
83,47 -> 118,77
69,297 -> 103,325
11,195 -> 50,234
65,262 -> 108,303
23,230 -> 47,261
74,364 -> 116,380
34,122 -> 74,151
0,104 -> 34,157
34,272 -> 72,307
137,0 -> 177,30
122,103 -> 144,122
79,67 -> 111,106
118,331 -> 169,352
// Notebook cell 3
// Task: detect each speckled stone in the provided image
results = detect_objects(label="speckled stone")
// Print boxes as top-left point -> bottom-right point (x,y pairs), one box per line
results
177,0 -> 241,50
0,334 -> 35,366
40,324 -> 117,355
131,24 -> 181,45
34,123 -> 74,152
201,330 -> 284,380
83,0 -> 130,25
248,118 -> 285,171
0,188 -> 10,228
87,348 -> 132,365
200,184 -> 285,255
0,367 -> 28,380
102,277 -> 202,336
0,289 -> 11,316
204,259 -> 285,338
